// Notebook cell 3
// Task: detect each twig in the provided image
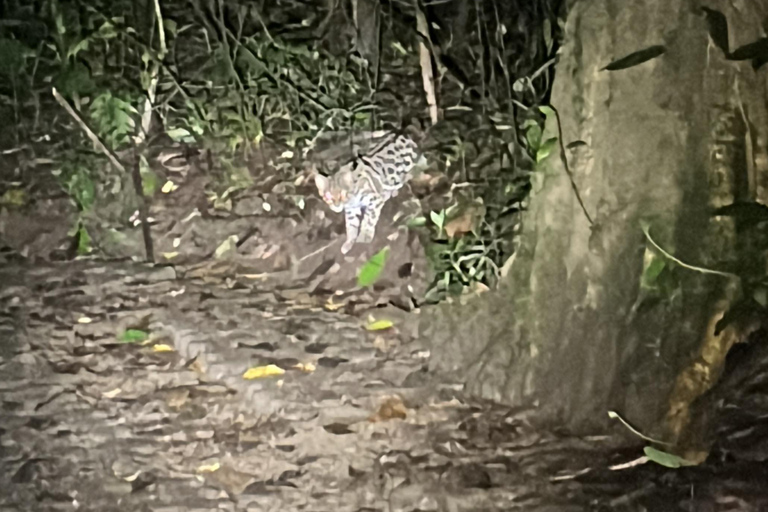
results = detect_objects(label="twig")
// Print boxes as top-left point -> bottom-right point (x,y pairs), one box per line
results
52,87 -> 127,173
733,77 -> 755,200
550,105 -> 594,225
415,2 -> 438,125
252,4 -> 274,43
136,0 -> 168,145
607,411 -> 672,446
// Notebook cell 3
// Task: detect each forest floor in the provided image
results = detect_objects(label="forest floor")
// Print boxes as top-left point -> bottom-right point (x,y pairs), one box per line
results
2,144 -> 768,511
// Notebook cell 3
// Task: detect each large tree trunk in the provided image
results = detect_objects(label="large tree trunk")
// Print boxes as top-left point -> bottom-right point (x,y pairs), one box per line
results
422,0 -> 768,452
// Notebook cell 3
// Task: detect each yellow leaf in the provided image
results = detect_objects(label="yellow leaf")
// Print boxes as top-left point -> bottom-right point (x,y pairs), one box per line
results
102,388 -> 122,398
161,180 -> 178,193
152,344 -> 174,353
77,316 -> 93,324
197,462 -> 220,473
294,362 -> 316,373
162,251 -> 179,260
324,297 -> 345,311
243,364 -> 285,380
365,319 -> 395,331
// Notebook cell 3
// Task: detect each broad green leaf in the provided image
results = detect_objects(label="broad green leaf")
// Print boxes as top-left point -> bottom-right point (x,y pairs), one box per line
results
644,446 -> 693,468
538,105 -> 555,118
357,247 -> 390,287
430,210 -> 445,230
166,127 -> 194,142
119,329 -> 148,343
525,124 -> 542,151
365,319 -> 394,331
536,137 -> 558,163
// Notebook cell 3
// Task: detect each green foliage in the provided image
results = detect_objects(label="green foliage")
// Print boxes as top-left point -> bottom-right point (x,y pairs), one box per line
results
358,247 -> 390,288
89,91 -> 138,149
643,446 -> 694,469
0,38 -> 32,79
119,329 -> 149,344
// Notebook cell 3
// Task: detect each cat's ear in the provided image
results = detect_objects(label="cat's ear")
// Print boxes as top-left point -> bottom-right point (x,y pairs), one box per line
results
314,173 -> 330,193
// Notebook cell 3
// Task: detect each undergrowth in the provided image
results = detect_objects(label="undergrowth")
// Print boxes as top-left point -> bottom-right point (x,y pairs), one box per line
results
0,0 -> 563,301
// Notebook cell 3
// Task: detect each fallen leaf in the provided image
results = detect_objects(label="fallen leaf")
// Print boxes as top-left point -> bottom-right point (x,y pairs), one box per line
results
325,297 -> 345,311
369,396 -> 408,422
214,235 -> 239,259
197,462 -> 221,473
162,252 -> 179,260
161,180 -> 178,193
77,316 -> 93,324
0,189 -> 26,206
152,344 -> 174,353
365,319 -> 395,331
243,364 -> 285,380
294,362 -> 316,372
102,388 -> 122,398
357,247 -> 390,287
644,446 -> 695,468
119,329 -> 149,343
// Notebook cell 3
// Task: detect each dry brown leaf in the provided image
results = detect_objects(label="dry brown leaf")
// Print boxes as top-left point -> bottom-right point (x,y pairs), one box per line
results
369,396 -> 408,422
444,205 -> 484,238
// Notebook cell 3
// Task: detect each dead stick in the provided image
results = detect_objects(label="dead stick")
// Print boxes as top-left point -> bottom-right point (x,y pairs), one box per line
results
52,87 -> 155,263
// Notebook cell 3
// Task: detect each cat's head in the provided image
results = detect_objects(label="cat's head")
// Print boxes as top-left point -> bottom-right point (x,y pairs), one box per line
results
314,173 -> 347,213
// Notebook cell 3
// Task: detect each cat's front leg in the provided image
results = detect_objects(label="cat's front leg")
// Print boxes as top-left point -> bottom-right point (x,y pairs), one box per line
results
357,197 -> 385,244
342,205 -> 362,254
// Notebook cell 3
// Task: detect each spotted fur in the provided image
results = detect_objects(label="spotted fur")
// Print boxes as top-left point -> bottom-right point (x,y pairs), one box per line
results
314,133 -> 425,254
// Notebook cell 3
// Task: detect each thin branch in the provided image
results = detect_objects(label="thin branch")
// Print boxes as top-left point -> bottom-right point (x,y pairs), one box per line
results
52,87 -> 127,174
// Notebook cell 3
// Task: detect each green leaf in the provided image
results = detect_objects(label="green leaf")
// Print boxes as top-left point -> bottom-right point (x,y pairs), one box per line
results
430,210 -> 445,230
67,168 -> 95,211
357,247 -> 390,287
640,253 -> 666,290
525,124 -> 542,151
365,319 -> 394,331
55,62 -> 95,96
119,329 -> 148,343
0,189 -> 26,207
538,105 -> 555,118
140,157 -> 159,197
77,225 -> 92,255
166,127 -> 194,143
406,216 -> 427,228
754,286 -> 768,307
643,446 -> 693,469
163,19 -> 178,36
536,137 -> 558,163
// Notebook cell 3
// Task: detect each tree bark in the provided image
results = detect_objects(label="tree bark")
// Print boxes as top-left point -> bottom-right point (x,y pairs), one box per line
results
422,0 -> 768,449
